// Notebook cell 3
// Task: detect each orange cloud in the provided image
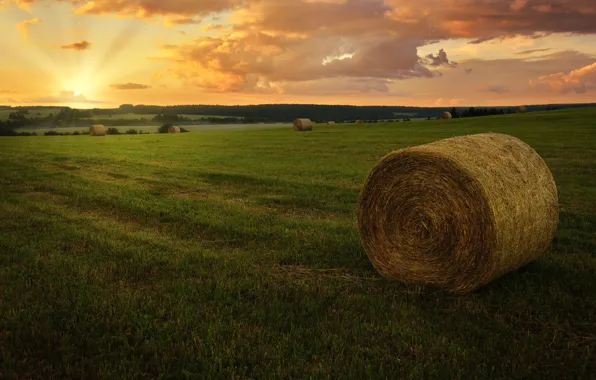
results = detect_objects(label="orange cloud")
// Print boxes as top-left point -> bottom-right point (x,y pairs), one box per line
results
16,17 -> 41,40
32,91 -> 105,104
531,62 -> 596,94
110,83 -> 152,90
59,40 -> 92,50
70,0 -> 236,18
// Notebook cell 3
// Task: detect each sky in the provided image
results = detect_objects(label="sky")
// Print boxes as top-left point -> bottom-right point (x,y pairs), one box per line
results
0,0 -> 595,108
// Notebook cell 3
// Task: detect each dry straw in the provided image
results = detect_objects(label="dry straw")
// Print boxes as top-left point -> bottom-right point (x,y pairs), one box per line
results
89,125 -> 106,136
357,133 -> 559,293
168,126 -> 181,133
294,118 -> 313,131
517,106 -> 528,113
440,111 -> 453,120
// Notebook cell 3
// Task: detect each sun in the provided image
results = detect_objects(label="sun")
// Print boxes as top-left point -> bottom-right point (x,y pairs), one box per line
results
73,89 -> 80,96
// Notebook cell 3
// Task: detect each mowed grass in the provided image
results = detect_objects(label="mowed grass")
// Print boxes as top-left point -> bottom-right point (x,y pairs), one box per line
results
0,108 -> 595,379
18,123 -> 291,135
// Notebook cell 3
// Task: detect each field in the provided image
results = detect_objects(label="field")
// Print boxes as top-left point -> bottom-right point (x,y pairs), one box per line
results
18,123 -> 291,135
0,108 -> 595,379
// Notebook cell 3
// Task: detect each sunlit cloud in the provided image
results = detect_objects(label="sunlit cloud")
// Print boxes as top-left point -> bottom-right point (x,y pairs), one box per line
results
531,62 -> 596,94
16,17 -> 40,40
31,90 -> 106,104
110,82 -> 152,90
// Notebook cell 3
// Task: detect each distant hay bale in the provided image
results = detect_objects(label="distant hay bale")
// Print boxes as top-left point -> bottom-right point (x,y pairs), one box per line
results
356,120 -> 364,124
357,133 -> 559,293
516,106 -> 527,113
89,125 -> 106,136
294,118 -> 312,132
168,126 -> 181,133
440,111 -> 452,120
327,121 -> 336,125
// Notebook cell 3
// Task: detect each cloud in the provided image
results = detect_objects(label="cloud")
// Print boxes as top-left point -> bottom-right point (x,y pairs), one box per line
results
16,17 -> 41,40
110,83 -> 152,90
281,77 -> 394,96
422,49 -> 457,67
32,91 -> 106,104
0,98 -> 20,104
201,23 -> 226,32
59,40 -> 92,50
10,0 -> 596,39
383,0 -> 596,40
530,62 -> 596,94
164,17 -> 200,26
480,85 -> 511,95
159,34 -> 439,93
70,0 -> 237,18
516,48 -> 553,55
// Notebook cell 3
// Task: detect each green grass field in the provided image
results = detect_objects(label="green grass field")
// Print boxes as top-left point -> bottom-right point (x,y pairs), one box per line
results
18,123 -> 291,135
0,108 -> 595,379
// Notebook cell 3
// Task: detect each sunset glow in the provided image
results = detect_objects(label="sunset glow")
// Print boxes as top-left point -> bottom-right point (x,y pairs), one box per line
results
0,0 -> 595,107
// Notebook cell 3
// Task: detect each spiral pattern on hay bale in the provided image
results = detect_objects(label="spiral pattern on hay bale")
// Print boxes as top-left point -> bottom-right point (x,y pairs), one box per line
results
357,133 -> 559,293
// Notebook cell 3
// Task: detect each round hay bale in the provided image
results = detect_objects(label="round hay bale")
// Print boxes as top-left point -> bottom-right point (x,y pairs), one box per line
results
327,121 -> 336,125
440,111 -> 452,120
516,106 -> 527,113
168,126 -> 181,133
89,125 -> 106,136
294,118 -> 312,132
356,120 -> 364,124
357,133 -> 559,293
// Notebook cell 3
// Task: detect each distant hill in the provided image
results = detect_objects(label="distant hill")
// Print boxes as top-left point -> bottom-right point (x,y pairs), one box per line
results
117,103 -> 596,122
1,103 -> 595,123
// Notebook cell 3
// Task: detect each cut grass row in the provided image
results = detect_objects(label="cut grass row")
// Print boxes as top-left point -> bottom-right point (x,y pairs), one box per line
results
0,108 -> 595,378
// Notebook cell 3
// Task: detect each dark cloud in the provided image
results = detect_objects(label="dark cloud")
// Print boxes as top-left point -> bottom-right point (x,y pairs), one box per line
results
59,40 -> 92,50
481,85 -> 511,94
423,49 -> 457,67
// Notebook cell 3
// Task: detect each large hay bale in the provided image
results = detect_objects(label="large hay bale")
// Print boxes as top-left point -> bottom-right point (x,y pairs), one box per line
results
516,106 -> 527,113
168,126 -> 181,133
294,118 -> 312,131
357,133 -> 559,293
89,125 -> 106,136
440,111 -> 452,120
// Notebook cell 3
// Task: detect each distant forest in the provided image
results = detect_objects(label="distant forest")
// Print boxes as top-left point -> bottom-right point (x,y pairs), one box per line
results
117,103 -> 593,122
1,102 -> 595,135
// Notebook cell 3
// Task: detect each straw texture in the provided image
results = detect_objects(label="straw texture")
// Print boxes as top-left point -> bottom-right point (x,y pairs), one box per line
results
89,125 -> 106,136
168,126 -> 181,133
357,133 -> 559,293
440,112 -> 452,120
294,118 -> 313,131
